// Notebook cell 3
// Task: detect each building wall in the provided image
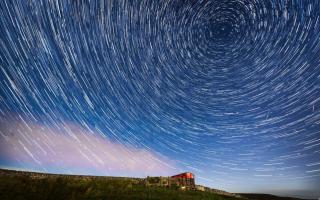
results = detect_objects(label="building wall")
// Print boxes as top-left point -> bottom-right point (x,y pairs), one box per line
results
145,176 -> 195,190
196,185 -> 205,191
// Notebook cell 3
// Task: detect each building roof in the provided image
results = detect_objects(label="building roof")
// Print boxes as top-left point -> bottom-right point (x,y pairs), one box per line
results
171,172 -> 194,179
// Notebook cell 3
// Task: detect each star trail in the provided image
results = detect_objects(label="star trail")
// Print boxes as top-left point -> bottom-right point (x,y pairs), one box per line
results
0,0 -> 320,198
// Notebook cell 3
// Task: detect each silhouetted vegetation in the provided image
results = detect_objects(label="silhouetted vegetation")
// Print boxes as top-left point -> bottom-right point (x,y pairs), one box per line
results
238,193 -> 308,200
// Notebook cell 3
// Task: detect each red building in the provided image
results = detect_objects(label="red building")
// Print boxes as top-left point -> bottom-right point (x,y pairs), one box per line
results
171,172 -> 195,189
171,172 -> 194,179
145,172 -> 196,190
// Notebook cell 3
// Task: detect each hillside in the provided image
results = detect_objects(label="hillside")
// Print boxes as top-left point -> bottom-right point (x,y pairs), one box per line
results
0,169 -> 311,200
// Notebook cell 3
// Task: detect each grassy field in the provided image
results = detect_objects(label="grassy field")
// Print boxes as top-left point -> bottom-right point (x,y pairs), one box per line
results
0,169 -> 310,200
0,175 -> 244,200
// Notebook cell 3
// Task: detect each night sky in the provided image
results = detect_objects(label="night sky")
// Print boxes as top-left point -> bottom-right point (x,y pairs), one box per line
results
1,0 -> 320,198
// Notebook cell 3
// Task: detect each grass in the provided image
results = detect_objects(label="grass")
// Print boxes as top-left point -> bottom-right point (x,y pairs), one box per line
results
0,175 -> 245,200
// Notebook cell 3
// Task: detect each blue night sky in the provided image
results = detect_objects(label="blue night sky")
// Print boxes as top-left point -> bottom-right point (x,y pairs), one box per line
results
0,0 -> 320,199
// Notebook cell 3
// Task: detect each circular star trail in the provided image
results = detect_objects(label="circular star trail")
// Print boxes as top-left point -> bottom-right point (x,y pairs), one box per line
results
1,0 -> 320,196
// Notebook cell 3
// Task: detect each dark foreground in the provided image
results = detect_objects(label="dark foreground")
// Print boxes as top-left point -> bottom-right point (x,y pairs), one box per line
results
0,169 -> 311,200
0,175 -> 243,200
238,194 -> 314,200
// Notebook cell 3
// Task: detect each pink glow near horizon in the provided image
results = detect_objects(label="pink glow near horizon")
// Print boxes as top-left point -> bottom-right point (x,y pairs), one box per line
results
0,119 -> 178,177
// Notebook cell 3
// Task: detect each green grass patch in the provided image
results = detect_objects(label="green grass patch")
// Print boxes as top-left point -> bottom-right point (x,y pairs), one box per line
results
0,175 -> 245,200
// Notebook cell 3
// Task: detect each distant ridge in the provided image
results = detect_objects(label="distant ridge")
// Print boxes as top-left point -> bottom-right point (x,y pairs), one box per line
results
0,167 -> 143,179
238,193 -> 316,200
